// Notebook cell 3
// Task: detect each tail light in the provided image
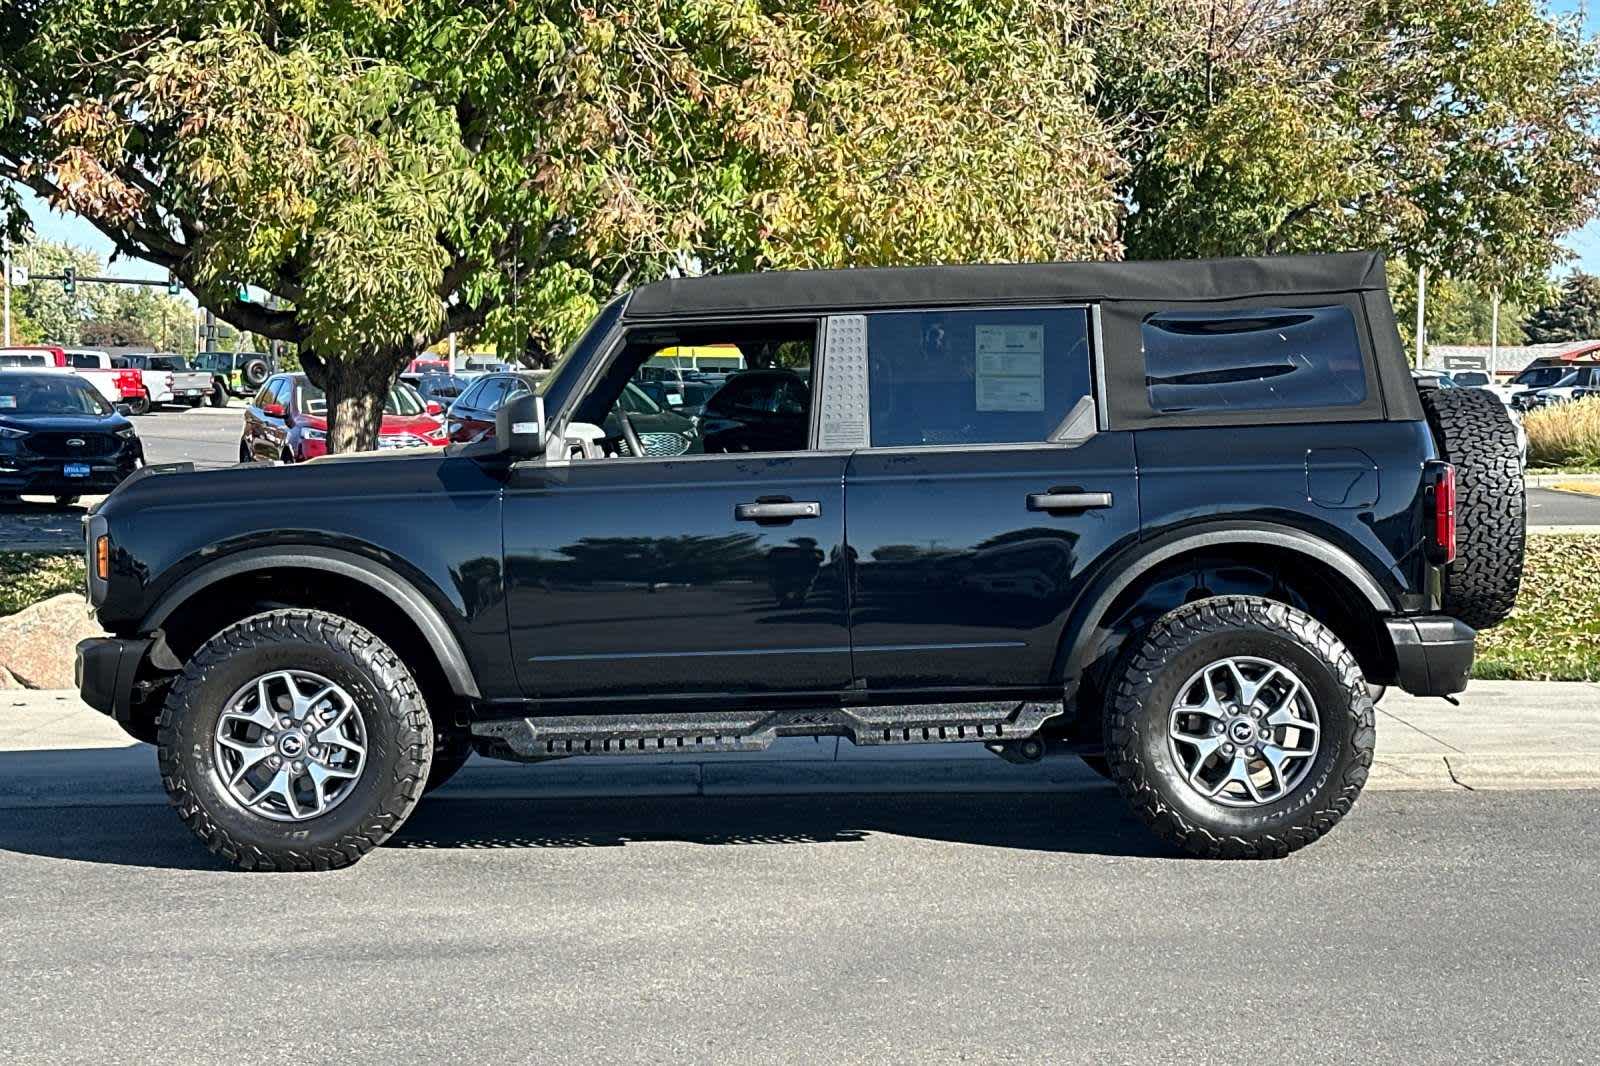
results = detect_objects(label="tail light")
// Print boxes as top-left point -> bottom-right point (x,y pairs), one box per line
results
116,369 -> 140,394
1428,462 -> 1456,564
164,372 -> 174,390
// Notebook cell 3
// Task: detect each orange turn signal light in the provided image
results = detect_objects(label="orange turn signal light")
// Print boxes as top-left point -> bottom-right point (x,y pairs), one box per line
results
95,535 -> 110,580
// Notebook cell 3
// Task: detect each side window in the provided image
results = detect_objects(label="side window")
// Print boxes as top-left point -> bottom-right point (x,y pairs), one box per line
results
478,378 -> 511,410
66,353 -> 101,369
455,378 -> 486,409
1143,305 -> 1367,414
865,307 -> 1092,448
253,381 -> 278,408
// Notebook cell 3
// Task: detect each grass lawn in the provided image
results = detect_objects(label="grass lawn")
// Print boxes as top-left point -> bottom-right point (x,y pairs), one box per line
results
0,552 -> 86,616
1474,533 -> 1600,681
0,539 -> 1595,680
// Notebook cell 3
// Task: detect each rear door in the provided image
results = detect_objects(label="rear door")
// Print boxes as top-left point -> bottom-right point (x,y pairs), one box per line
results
840,306 -> 1139,694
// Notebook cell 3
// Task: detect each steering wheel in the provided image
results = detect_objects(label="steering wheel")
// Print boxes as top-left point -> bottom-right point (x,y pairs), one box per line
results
616,409 -> 645,458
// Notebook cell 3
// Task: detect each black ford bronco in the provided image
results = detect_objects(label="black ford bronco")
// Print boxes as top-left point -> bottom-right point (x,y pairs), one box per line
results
76,252 -> 1525,870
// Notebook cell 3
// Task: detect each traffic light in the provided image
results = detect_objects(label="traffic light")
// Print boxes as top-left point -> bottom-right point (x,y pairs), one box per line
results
167,273 -> 181,296
62,266 -> 76,295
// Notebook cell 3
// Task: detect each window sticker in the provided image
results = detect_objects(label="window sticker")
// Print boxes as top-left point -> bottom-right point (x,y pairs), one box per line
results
0,395 -> 15,409
975,324 -> 1045,412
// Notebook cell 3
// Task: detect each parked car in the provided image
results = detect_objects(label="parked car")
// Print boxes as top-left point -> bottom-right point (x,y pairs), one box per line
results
633,365 -> 720,416
76,251 -> 1524,870
699,369 -> 812,453
399,371 -> 468,408
0,345 -> 147,410
446,372 -> 703,456
1509,364 -> 1600,412
0,369 -> 142,505
240,373 -> 449,463
195,350 -> 275,406
1451,370 -> 1491,388
110,352 -> 212,408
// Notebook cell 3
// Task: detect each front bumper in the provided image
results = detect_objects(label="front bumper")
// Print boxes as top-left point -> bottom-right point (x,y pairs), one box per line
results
75,636 -> 151,722
1386,616 -> 1475,696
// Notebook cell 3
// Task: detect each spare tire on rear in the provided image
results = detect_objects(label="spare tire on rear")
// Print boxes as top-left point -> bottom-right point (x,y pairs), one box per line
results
242,356 -> 270,388
1418,386 -> 1524,629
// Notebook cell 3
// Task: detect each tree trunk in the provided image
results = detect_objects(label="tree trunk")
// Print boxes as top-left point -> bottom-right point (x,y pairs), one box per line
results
324,357 -> 395,453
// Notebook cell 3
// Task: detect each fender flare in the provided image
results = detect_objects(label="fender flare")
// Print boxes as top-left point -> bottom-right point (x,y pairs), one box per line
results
1057,522 -> 1395,694
141,546 -> 481,698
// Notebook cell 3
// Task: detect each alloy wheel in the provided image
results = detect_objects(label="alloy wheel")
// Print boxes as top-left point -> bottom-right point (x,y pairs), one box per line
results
211,670 -> 368,822
1166,655 -> 1320,808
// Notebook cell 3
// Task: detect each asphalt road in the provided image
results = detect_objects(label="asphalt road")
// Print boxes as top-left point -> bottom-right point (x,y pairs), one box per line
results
0,788 -> 1595,1065
1527,485 -> 1600,528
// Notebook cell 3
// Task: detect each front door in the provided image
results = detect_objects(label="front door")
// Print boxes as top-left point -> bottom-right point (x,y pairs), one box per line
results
503,316 -> 848,704
841,305 -> 1139,695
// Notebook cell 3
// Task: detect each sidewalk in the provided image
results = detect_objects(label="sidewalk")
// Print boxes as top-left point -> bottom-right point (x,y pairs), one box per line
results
4,682 -> 1597,808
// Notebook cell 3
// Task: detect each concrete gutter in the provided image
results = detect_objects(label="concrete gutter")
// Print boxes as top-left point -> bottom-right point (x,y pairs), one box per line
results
4,681 -> 1598,808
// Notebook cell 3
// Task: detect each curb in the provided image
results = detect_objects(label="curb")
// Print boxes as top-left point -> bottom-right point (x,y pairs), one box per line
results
1527,472 -> 1600,488
1527,524 -> 1600,536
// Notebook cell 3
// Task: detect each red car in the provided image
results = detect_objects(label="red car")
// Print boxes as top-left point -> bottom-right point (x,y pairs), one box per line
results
240,372 -> 449,463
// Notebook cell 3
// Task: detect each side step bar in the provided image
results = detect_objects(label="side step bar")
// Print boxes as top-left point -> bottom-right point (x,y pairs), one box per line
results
471,701 -> 1062,761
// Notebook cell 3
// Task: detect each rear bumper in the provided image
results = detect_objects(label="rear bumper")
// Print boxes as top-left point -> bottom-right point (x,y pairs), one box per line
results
75,636 -> 151,721
1386,616 -> 1475,696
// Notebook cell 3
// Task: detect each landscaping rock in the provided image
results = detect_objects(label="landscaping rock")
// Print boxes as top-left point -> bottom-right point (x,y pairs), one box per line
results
0,593 -> 104,690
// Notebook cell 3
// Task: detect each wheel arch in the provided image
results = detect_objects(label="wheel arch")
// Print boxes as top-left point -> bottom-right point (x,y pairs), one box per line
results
1056,523 -> 1397,721
142,547 -> 481,700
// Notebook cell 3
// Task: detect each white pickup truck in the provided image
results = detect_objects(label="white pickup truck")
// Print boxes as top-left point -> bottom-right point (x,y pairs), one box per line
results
111,352 -> 213,409
0,346 -> 147,410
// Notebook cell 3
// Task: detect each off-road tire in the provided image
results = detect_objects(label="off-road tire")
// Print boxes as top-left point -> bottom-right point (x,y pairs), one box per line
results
1418,386 -> 1524,629
242,356 -> 270,389
424,732 -> 473,795
1105,596 -> 1374,859
157,609 -> 432,871
209,382 -> 227,407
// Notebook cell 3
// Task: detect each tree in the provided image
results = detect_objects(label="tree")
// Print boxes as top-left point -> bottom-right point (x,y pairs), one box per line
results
0,1 -> 1119,451
1523,272 -> 1600,343
1092,0 -> 1600,298
10,240 -> 106,345
80,317 -> 152,349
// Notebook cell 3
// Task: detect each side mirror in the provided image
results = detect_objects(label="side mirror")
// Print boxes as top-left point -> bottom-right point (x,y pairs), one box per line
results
262,402 -> 285,418
425,400 -> 443,416
114,403 -> 131,416
495,392 -> 546,460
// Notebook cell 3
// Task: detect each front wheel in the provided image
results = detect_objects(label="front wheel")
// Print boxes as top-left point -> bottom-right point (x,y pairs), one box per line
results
1105,596 -> 1374,859
209,383 -> 227,408
157,610 -> 433,871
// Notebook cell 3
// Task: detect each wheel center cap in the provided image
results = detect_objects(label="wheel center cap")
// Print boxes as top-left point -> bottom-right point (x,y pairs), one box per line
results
278,733 -> 305,758
1228,719 -> 1256,744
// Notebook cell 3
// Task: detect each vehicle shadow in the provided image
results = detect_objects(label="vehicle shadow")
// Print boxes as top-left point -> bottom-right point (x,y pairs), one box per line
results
0,762 -> 1178,873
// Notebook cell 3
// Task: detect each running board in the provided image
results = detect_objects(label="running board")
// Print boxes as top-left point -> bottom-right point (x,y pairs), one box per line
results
470,701 -> 1062,761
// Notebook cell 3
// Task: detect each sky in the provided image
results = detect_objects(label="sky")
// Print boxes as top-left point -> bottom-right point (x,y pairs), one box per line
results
9,2 -> 1600,283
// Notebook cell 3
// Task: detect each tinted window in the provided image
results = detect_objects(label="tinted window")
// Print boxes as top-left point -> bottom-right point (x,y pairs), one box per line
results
1453,371 -> 1489,387
1143,305 -> 1366,413
66,352 -> 102,369
1512,366 -> 1570,388
866,308 -> 1092,447
0,375 -> 109,415
0,352 -> 49,367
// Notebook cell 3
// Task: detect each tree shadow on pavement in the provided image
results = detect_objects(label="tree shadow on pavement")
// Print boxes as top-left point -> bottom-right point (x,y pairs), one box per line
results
0,772 -> 1178,872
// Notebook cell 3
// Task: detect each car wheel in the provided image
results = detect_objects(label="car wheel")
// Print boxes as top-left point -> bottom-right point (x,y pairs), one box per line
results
242,357 -> 270,389
1418,386 -> 1525,629
128,392 -> 151,416
1104,595 -> 1374,859
186,397 -> 203,408
54,494 -> 80,507
156,609 -> 432,871
209,383 -> 227,408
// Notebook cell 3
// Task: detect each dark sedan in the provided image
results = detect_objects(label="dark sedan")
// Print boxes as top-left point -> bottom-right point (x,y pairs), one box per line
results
699,369 -> 811,453
0,370 -> 143,505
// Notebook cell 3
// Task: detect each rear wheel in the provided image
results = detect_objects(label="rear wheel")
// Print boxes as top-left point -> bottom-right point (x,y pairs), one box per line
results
127,392 -> 151,416
157,610 -> 432,871
209,382 -> 227,408
1105,596 -> 1374,859
1418,386 -> 1524,629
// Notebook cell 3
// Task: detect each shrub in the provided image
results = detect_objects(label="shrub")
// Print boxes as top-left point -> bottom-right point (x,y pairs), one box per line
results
1523,398 -> 1600,467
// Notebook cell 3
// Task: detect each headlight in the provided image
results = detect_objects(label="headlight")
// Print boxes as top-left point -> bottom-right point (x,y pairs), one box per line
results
426,424 -> 448,441
0,426 -> 27,439
115,426 -> 136,439
302,427 -> 327,441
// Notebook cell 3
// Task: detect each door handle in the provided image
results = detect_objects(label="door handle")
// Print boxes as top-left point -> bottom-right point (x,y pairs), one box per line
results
735,500 -> 822,522
1027,490 -> 1113,512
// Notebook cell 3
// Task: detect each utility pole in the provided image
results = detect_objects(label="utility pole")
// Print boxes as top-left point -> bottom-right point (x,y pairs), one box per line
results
2,239 -> 10,346
1490,289 -> 1500,377
1415,264 -> 1427,366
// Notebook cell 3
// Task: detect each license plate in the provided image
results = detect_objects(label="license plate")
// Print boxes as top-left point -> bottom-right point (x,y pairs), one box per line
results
64,463 -> 90,478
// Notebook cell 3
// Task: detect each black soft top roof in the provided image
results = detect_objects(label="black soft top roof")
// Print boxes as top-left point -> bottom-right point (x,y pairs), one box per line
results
624,251 -> 1389,319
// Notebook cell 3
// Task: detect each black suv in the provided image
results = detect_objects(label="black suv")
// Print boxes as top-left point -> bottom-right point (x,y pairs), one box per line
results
75,252 -> 1524,870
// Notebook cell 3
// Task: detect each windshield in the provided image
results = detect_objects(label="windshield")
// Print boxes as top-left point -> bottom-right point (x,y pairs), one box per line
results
0,375 -> 111,416
1514,366 -> 1575,388
617,380 -> 664,415
298,381 -> 426,417
1453,372 -> 1489,386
